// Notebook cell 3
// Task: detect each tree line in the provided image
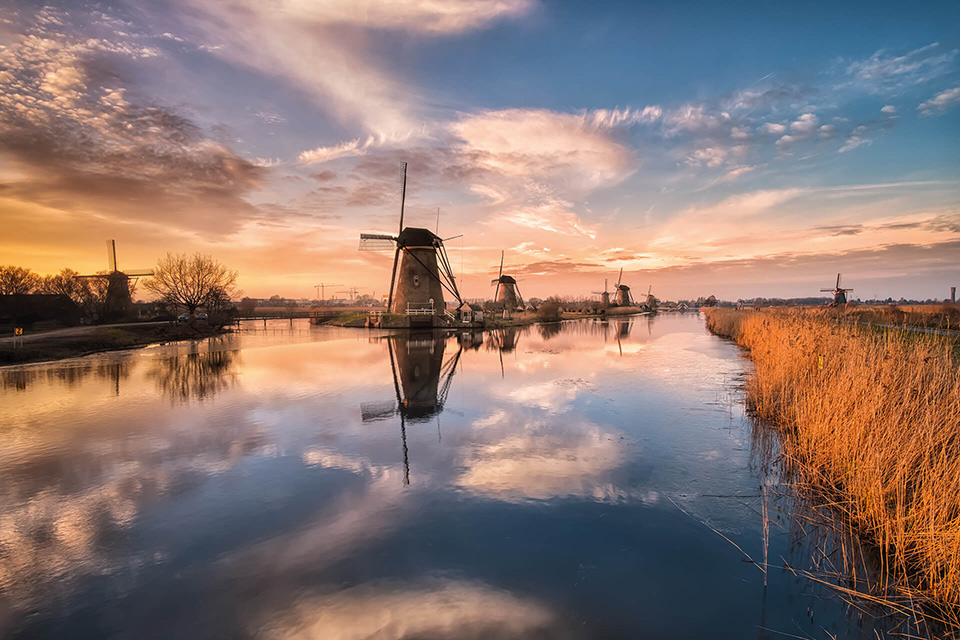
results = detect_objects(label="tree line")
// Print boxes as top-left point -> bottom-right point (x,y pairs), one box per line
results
0,253 -> 238,322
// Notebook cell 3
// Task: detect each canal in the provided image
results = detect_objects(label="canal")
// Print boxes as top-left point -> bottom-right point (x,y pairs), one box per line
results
0,314 -> 886,638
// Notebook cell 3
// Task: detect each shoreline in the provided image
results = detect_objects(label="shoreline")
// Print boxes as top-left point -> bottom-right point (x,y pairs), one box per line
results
0,323 -> 230,367
703,307 -> 960,629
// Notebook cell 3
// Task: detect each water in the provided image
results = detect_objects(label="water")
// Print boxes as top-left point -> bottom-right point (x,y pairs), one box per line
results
0,315 -> 885,638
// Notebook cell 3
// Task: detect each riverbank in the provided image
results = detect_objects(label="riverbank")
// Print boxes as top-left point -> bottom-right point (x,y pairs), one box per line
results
704,307 -> 960,626
0,323 -> 229,366
321,307 -> 651,329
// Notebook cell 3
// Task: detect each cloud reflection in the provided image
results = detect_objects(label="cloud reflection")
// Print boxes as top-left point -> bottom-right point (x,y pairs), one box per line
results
257,578 -> 580,640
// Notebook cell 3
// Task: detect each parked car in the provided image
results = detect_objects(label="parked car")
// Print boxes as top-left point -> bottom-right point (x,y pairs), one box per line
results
177,313 -> 191,323
196,312 -> 208,321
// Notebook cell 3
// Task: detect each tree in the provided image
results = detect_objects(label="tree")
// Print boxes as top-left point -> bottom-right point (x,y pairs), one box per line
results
0,265 -> 40,294
37,268 -> 89,305
144,253 -> 238,315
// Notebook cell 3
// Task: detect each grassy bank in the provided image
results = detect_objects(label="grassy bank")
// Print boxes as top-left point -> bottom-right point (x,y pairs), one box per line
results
705,307 -> 960,621
0,323 -> 228,365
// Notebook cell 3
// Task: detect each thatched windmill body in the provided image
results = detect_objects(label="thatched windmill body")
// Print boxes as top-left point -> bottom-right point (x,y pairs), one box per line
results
613,268 -> 634,306
643,285 -> 659,312
75,240 -> 154,319
822,273 -> 853,306
359,163 -> 463,325
492,251 -> 525,311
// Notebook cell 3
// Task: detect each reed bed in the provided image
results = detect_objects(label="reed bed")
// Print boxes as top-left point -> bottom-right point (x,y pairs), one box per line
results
704,307 -> 960,624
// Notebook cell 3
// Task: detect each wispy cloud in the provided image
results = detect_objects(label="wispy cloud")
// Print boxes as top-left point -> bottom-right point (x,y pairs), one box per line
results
844,42 -> 959,93
917,86 -> 960,116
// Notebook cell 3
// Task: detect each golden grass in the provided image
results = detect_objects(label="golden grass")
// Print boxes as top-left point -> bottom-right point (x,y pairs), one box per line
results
704,307 -> 960,620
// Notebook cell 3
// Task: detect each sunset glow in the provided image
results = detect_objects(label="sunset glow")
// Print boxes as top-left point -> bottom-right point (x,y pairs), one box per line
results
1,1 -> 958,300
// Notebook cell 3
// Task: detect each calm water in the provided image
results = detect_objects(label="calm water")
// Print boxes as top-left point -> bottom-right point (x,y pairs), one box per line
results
0,315 -> 884,638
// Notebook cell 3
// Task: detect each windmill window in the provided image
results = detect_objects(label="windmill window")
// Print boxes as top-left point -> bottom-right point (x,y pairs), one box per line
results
413,275 -> 420,286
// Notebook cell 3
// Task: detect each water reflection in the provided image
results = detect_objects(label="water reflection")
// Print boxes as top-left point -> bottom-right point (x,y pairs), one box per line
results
361,332 -> 462,483
148,346 -> 239,403
0,316 -> 898,638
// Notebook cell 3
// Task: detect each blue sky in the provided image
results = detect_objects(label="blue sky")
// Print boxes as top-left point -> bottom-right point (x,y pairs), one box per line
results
1,0 -> 958,300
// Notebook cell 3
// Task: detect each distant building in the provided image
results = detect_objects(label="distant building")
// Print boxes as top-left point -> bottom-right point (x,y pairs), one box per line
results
0,294 -> 82,328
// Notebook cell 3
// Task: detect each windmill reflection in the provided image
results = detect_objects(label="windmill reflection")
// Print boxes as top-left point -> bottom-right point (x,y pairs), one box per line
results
361,332 -> 462,484
485,327 -> 522,378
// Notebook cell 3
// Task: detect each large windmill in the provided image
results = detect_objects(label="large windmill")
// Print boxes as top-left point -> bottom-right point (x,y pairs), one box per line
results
359,163 -> 463,326
821,273 -> 853,306
75,240 -> 154,319
613,268 -> 634,306
491,251 -> 525,311
592,279 -> 611,307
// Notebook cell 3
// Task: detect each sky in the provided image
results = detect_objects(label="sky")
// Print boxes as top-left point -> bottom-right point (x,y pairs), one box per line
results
0,0 -> 958,302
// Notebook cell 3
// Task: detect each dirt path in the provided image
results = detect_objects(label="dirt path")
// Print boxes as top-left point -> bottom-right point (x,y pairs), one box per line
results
0,322 -> 167,345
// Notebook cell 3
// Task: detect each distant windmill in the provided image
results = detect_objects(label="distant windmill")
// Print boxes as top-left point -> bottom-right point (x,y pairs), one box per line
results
821,273 -> 853,306
359,162 -> 463,325
75,240 -> 154,319
613,268 -> 634,306
643,285 -> 658,312
491,251 -> 525,311
592,278 -> 611,306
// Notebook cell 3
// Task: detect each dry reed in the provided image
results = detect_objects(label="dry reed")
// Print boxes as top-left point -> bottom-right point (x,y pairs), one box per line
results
704,307 -> 960,620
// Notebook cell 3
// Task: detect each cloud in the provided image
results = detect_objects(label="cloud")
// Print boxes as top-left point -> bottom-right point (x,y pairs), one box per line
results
298,138 -> 366,164
158,0 -> 533,137
684,146 -> 727,168
917,86 -> 960,116
723,165 -> 755,181
839,125 -> 871,152
0,7 -> 264,235
760,122 -> 787,135
789,113 -> 819,135
818,124 -> 837,138
881,105 -> 897,114
661,104 -> 727,136
844,42 -> 959,93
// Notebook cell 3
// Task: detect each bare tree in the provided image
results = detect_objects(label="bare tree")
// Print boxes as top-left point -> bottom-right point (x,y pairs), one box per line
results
0,265 -> 40,294
144,253 -> 238,315
37,268 -> 89,304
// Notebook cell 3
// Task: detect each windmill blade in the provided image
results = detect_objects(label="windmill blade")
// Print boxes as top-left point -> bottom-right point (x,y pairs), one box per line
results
107,239 -> 117,272
443,234 -> 463,242
126,269 -> 155,276
387,246 -> 401,310
398,162 -> 407,235
359,233 -> 398,251
616,268 -> 622,289
820,288 -> 834,293
647,285 -> 652,296
498,251 -> 504,280
361,401 -> 399,422
836,273 -> 842,289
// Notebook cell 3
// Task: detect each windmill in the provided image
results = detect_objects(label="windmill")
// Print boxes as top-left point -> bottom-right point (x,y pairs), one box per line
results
359,162 -> 463,326
360,333 -> 463,484
491,251 -> 525,311
592,279 -> 611,307
613,268 -> 634,306
642,285 -> 659,312
75,240 -> 154,319
821,273 -> 853,306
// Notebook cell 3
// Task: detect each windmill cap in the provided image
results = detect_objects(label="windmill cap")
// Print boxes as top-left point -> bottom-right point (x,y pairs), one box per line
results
498,275 -> 517,284
397,227 -> 440,247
